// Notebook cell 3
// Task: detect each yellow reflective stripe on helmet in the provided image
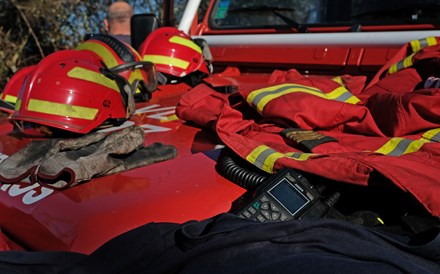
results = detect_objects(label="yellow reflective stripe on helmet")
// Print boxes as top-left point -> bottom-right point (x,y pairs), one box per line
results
246,145 -> 315,173
169,36 -> 202,54
3,94 -> 17,104
143,54 -> 189,69
374,137 -> 425,156
421,128 -> 440,142
27,99 -> 98,120
128,69 -> 145,94
14,99 -> 22,111
410,36 -> 437,53
247,83 -> 359,113
76,42 -> 120,68
67,67 -> 120,92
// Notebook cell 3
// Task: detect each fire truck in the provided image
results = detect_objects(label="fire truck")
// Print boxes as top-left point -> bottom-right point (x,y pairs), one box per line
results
0,0 -> 440,256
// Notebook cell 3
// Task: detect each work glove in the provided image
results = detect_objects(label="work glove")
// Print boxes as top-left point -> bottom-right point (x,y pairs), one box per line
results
0,132 -> 107,184
0,126 -> 177,189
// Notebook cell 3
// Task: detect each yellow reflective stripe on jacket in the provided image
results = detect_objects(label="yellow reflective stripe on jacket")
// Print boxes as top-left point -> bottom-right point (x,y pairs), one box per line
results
332,76 -> 344,86
388,37 -> 438,74
331,77 -> 360,104
67,67 -> 120,92
329,86 -> 361,104
3,94 -> 17,104
410,36 -> 437,53
247,83 -> 360,113
421,128 -> 440,142
246,145 -> 314,173
26,98 -> 98,120
143,54 -> 189,70
374,137 -> 426,156
169,36 -> 202,53
76,42 -> 120,68
285,151 -> 314,161
388,53 -> 415,74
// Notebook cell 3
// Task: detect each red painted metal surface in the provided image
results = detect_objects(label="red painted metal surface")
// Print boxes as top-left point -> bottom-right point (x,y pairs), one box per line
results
0,81 -> 251,254
2,0 -> 440,256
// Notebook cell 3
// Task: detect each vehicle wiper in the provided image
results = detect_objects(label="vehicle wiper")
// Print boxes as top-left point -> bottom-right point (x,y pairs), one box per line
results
229,6 -> 310,33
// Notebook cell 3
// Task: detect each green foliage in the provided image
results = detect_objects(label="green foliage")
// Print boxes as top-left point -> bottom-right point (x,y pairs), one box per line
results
0,0 -> 172,91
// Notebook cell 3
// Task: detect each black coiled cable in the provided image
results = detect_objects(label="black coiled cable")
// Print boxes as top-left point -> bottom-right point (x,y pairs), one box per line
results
217,152 -> 268,190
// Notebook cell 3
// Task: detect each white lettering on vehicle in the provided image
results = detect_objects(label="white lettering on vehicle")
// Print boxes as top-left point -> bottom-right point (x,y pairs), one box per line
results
100,104 -> 177,134
1,181 -> 54,205
0,104 -> 178,205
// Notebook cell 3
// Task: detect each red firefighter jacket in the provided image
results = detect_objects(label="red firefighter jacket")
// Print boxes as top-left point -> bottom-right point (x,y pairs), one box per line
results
176,37 -> 440,217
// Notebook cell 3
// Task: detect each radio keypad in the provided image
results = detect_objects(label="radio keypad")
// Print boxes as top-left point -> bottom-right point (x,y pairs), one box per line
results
238,194 -> 291,222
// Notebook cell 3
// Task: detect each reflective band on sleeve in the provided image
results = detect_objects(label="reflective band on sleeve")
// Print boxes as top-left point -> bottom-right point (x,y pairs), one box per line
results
3,94 -> 17,103
169,36 -> 202,54
285,152 -> 314,161
328,86 -> 361,104
389,37 -> 437,75
76,42 -> 120,68
246,145 -> 315,173
247,83 -> 360,113
410,36 -> 438,52
388,53 -> 415,75
375,137 -> 425,156
27,99 -> 98,120
332,76 -> 344,85
246,145 -> 283,173
143,55 -> 189,70
422,128 -> 440,142
67,67 -> 120,92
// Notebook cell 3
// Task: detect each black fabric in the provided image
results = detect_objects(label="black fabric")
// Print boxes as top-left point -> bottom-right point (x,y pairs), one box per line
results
0,214 -> 439,273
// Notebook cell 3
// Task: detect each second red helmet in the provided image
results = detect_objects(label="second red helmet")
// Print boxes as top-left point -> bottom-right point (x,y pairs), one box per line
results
139,27 -> 210,79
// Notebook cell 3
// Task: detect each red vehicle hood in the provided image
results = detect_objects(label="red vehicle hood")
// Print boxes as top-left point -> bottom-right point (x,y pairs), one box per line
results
0,73 -> 271,254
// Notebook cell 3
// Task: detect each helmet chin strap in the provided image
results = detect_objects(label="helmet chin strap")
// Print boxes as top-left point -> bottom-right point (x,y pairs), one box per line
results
100,67 -> 136,118
108,61 -> 159,95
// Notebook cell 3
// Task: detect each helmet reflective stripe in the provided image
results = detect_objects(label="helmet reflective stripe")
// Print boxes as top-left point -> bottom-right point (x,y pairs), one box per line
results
2,94 -> 17,104
76,42 -> 120,68
14,99 -> 21,111
26,98 -> 98,120
143,54 -> 189,70
169,36 -> 202,54
67,67 -> 120,93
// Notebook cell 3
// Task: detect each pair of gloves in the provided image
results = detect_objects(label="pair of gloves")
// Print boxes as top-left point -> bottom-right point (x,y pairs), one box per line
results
0,126 -> 177,189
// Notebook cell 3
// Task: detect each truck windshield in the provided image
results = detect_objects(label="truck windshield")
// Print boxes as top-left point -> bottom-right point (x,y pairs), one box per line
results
208,0 -> 440,30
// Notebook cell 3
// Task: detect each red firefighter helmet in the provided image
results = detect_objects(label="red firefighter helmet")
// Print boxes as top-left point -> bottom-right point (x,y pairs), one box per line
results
77,33 -> 158,100
139,27 -> 210,79
11,49 -> 138,134
0,65 -> 36,114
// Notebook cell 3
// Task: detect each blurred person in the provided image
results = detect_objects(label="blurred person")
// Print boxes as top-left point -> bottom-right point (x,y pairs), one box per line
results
104,1 -> 133,44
